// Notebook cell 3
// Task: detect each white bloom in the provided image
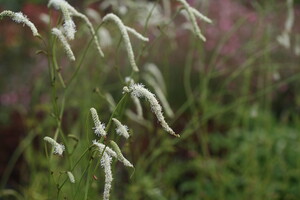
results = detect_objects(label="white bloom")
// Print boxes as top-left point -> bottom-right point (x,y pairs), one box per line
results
103,13 -> 148,72
93,140 -> 117,158
51,28 -> 75,61
123,83 -> 179,137
177,0 -> 211,41
112,118 -> 130,139
62,19 -> 76,40
90,108 -> 107,137
100,152 -> 113,200
43,136 -> 65,156
0,11 -> 39,36
67,171 -> 75,183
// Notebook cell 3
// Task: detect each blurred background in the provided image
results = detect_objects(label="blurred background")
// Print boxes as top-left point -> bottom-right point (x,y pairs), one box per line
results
1,0 -> 300,199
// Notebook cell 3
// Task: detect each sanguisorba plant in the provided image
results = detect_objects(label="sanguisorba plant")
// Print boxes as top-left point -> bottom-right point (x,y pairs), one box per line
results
0,0 -> 211,199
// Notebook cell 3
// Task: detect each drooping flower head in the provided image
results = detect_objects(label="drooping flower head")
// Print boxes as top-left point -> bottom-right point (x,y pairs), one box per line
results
112,118 -> 130,139
0,10 -> 39,37
43,136 -> 65,156
177,0 -> 212,41
123,83 -> 179,137
102,13 -> 149,72
51,28 -> 75,61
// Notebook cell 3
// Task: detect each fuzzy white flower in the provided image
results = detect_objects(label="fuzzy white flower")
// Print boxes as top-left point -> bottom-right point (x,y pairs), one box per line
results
103,13 -> 149,72
67,171 -> 75,183
110,141 -> 133,167
123,83 -> 179,137
0,11 -> 39,36
51,28 -> 75,61
177,0 -> 211,41
90,108 -> 107,137
43,136 -> 65,155
112,118 -> 130,139
100,152 -> 113,200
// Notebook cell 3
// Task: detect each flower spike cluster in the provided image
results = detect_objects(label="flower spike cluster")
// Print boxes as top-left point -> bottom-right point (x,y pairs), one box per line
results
48,0 -> 104,57
0,11 -> 39,37
51,28 -> 75,61
90,108 -> 107,137
123,83 -> 180,137
102,13 -> 149,72
177,0 -> 212,41
43,136 -> 65,156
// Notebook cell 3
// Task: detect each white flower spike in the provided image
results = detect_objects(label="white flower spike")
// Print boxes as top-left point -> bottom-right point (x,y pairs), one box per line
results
100,152 -> 113,200
90,108 -> 107,137
43,136 -> 65,156
123,83 -> 179,137
112,118 -> 130,139
177,0 -> 211,41
51,28 -> 75,61
0,11 -> 39,37
67,171 -> 75,183
103,13 -> 149,72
